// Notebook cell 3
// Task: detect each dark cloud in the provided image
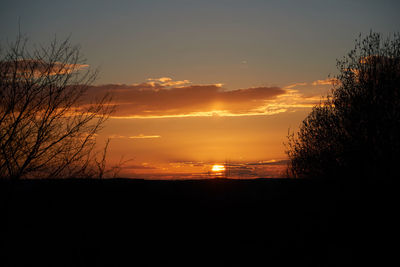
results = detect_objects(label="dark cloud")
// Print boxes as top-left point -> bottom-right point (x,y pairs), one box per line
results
85,81 -> 286,118
123,164 -> 157,170
245,160 -> 289,166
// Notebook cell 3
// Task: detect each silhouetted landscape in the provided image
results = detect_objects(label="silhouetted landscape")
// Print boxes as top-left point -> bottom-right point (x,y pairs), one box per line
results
1,178 -> 365,266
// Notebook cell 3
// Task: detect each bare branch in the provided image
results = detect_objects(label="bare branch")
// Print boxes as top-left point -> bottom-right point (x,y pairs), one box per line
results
0,35 -> 115,179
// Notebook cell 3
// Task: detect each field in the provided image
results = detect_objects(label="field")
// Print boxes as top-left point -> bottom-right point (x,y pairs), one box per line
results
1,178 -> 363,266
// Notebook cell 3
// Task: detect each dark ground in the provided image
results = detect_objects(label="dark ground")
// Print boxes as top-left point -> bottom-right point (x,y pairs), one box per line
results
0,177 -> 390,266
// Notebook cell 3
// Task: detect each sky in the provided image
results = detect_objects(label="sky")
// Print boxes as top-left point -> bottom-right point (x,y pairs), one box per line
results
1,0 -> 399,178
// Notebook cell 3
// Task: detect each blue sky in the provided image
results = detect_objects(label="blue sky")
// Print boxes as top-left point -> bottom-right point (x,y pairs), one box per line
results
2,0 -> 399,88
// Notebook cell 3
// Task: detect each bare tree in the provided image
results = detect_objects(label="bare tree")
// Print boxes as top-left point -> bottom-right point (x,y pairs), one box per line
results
0,35 -> 114,179
286,32 -> 400,182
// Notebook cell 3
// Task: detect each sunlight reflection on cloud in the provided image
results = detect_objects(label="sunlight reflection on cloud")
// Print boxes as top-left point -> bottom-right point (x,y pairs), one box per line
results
84,77 -> 335,119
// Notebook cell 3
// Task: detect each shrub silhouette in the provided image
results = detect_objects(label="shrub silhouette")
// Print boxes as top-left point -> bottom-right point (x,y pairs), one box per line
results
0,35 -> 114,179
287,32 -> 400,182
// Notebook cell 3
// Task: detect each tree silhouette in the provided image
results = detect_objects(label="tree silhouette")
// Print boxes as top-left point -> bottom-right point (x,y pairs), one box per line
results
286,32 -> 400,182
0,35 -> 114,179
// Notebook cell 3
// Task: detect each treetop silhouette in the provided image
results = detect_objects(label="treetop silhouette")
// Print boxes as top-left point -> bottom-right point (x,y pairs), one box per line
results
286,32 -> 400,182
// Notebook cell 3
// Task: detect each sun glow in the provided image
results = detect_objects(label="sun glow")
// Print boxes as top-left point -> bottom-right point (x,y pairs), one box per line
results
211,164 -> 225,172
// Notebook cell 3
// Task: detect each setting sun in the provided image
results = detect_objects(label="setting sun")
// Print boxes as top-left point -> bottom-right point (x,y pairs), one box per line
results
211,164 -> 225,172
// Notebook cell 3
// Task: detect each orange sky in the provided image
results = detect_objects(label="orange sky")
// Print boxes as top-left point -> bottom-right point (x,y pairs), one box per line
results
3,1 -> 398,178
92,78 -> 332,178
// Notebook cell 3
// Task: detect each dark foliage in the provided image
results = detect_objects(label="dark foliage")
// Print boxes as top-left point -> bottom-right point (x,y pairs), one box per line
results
287,32 -> 400,182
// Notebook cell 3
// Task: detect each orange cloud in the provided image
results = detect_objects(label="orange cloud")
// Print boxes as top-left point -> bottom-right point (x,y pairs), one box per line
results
83,78 -> 328,119
285,78 -> 339,88
108,134 -> 161,139
284,82 -> 307,89
147,77 -> 191,87
86,80 -> 287,118
0,59 -> 88,78
129,134 -> 161,139
311,78 -> 338,86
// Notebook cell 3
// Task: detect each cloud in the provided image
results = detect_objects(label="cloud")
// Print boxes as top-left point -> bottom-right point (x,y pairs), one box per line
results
150,77 -> 172,83
123,164 -> 157,170
147,77 -> 191,87
245,159 -> 289,166
311,78 -> 338,86
86,79 -> 287,118
284,82 -> 307,89
281,79 -> 338,102
83,77 -> 327,119
0,59 -> 88,78
108,134 -> 127,139
89,77 -> 286,118
108,134 -> 161,139
129,134 -> 161,139
264,89 -> 322,109
285,78 -> 339,88
164,159 -> 288,178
